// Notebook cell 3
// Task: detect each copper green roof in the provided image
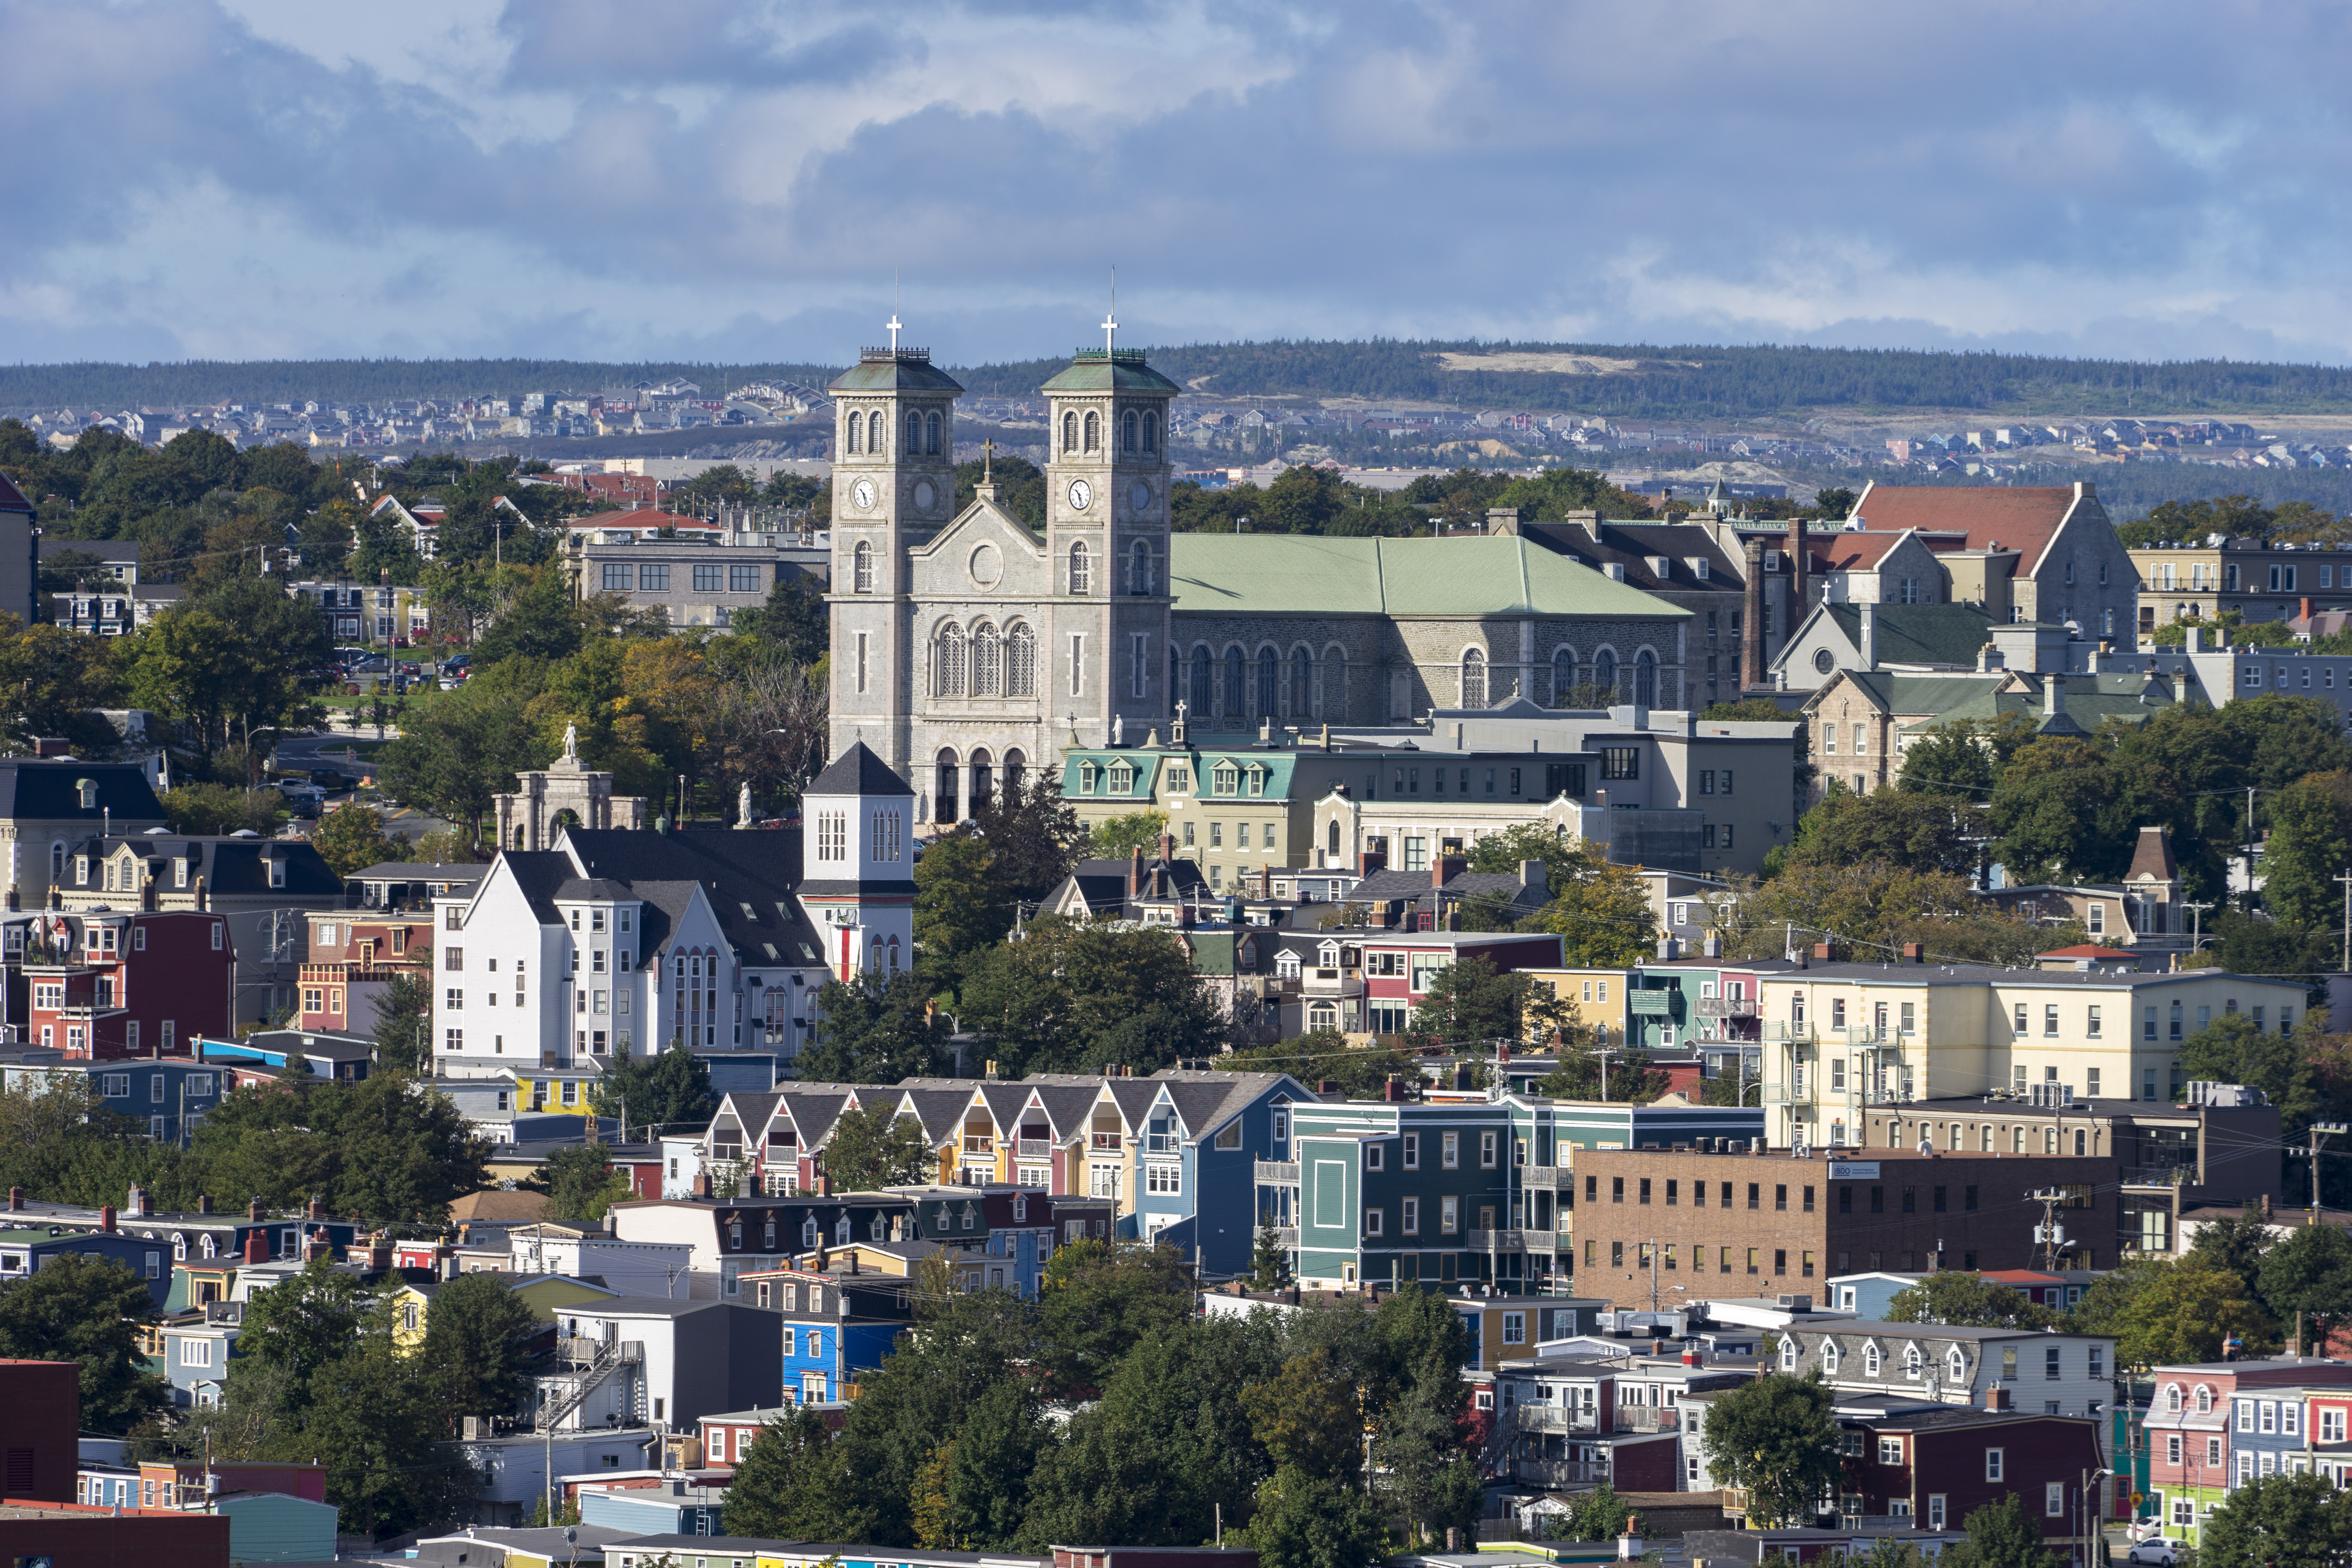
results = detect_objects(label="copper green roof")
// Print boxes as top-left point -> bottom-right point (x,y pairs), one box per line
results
1168,533 -> 1690,618
1820,602 -> 1997,666
1039,349 -> 1183,394
827,349 -> 965,394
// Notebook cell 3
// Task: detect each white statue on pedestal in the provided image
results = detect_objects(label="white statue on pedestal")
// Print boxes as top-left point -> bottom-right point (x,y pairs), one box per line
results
562,723 -> 579,763
1112,714 -> 1124,746
739,781 -> 753,827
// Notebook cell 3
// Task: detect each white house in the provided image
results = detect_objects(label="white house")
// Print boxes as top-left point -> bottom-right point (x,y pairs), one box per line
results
1772,1317 -> 2119,1463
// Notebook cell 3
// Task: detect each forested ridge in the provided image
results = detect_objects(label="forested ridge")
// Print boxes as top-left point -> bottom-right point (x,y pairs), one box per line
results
14,341 -> 2352,417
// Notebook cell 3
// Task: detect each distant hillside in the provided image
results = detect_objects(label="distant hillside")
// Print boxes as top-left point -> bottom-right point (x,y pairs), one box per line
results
11,340 -> 2352,418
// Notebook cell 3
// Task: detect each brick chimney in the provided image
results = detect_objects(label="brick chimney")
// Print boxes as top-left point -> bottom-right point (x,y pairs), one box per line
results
1813,942 -> 1834,961
2302,596 -> 2314,622
306,1196 -> 327,1221
99,1204 -> 116,1233
5,1186 -> 21,1211
1157,832 -> 1175,862
1128,847 -> 1143,898
1740,539 -> 1767,691
1985,1385 -> 2011,1411
248,1198 -> 266,1223
196,1195 -> 213,1215
1358,848 -> 1386,877
1788,515 -> 1808,616
1433,856 -> 1466,888
192,875 -> 208,913
244,1228 -> 269,1265
127,1184 -> 150,1218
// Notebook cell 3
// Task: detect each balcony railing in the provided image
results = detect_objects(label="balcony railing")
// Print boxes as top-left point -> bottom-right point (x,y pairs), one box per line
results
1517,1166 -> 1563,1190
1616,1405 -> 1678,1432
1254,1160 -> 1300,1183
1694,996 -> 1757,1018
1468,1228 -> 1543,1252
1272,1227 -> 1298,1247
1767,1022 -> 1814,1042
1513,1458 -> 1611,1487
1509,1406 -> 1599,1434
1302,969 -> 1362,997
1016,1138 -> 1052,1159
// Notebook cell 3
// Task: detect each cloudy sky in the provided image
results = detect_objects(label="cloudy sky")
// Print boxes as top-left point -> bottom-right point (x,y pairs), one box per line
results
5,0 -> 2347,367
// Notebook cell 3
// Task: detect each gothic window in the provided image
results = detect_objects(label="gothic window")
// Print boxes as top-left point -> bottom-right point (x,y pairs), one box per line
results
1328,820 -> 1340,855
1291,648 -> 1312,716
867,411 -> 884,454
1224,645 -> 1246,715
1007,624 -> 1037,696
1084,411 -> 1100,452
853,541 -> 873,593
1552,647 -> 1578,707
1070,542 -> 1090,594
1461,648 -> 1487,708
1063,411 -> 1078,451
844,411 -> 860,454
1593,649 -> 1618,702
1635,649 -> 1657,707
1190,645 -> 1213,713
973,623 -> 1004,696
1143,411 -> 1158,452
935,751 -> 960,824
1123,410 -> 1138,452
937,623 -> 967,696
925,410 -> 941,454
1004,750 -> 1028,798
1257,647 -> 1278,717
906,410 -> 922,453
1130,540 -> 1152,593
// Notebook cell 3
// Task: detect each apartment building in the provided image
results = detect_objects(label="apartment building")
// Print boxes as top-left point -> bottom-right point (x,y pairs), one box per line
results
1564,1147 -> 2121,1303
1753,955 -> 2304,1150
2129,538 -> 2352,631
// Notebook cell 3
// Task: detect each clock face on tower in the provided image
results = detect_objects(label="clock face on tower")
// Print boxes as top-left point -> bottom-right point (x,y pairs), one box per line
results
1067,478 -> 1092,512
851,478 -> 877,512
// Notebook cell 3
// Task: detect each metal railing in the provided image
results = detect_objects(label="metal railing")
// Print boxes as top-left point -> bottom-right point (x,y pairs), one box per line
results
1272,1226 -> 1299,1247
538,1338 -> 642,1432
1468,1228 -> 1531,1252
1767,1023 -> 1814,1042
1016,1138 -> 1052,1158
1509,1406 -> 1600,1434
1513,1458 -> 1611,1487
1254,1160 -> 1300,1183
1695,996 -> 1757,1018
1616,1405 -> 1678,1432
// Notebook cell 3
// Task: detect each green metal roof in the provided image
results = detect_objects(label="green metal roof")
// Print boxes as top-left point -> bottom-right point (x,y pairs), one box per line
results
1038,349 -> 1183,394
1883,672 -> 2177,732
827,350 -> 965,394
1822,602 -> 1997,667
1168,533 -> 1691,619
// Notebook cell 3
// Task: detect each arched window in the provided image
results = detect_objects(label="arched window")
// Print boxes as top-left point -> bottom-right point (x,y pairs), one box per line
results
1004,750 -> 1028,798
1130,540 -> 1152,594
1981,1124 -> 1994,1152
1593,649 -> 1618,702
1084,411 -> 1100,452
1634,649 -> 1657,707
2196,1386 -> 2213,1414
969,749 -> 994,805
936,624 -> 967,696
1123,410 -> 1138,452
907,410 -> 922,454
1224,646 -> 1246,715
972,623 -> 1003,696
1006,624 -> 1036,696
925,410 -> 941,455
1063,411 -> 1078,452
1822,1341 -> 1842,1375
1190,646 -> 1213,713
935,751 -> 960,825
1070,542 -> 1090,595
1328,820 -> 1340,856
853,540 -> 873,593
843,411 -> 860,454
867,411 -> 885,454
1257,647 -> 1278,717
1551,647 -> 1578,708
1461,648 -> 1487,708
1143,411 -> 1158,452
2165,1385 -> 2183,1414
1291,648 -> 1312,716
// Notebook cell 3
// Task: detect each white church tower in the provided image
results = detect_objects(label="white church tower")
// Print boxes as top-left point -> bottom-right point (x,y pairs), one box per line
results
794,742 -> 917,984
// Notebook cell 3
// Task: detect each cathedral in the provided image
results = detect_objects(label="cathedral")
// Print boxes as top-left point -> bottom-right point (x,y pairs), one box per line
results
825,325 -> 1690,827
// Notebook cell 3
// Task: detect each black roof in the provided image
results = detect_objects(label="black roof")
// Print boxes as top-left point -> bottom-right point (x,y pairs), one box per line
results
807,742 -> 914,798
0,762 -> 164,822
562,829 -> 827,970
95,835 -> 342,897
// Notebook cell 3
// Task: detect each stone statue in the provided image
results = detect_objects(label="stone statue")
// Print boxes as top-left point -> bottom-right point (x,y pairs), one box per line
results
738,781 -> 753,827
1112,714 -> 1124,746
562,723 -> 579,762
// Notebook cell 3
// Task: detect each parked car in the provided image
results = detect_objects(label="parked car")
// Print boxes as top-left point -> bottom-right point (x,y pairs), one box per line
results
309,768 -> 357,792
2127,1541 -> 2183,1567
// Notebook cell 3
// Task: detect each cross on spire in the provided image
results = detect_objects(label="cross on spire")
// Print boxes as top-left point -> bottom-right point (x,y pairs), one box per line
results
983,437 -> 994,482
1101,310 -> 1117,354
886,313 -> 903,352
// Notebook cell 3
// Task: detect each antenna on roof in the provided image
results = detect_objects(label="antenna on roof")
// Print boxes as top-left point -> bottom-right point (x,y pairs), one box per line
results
1103,265 -> 1118,355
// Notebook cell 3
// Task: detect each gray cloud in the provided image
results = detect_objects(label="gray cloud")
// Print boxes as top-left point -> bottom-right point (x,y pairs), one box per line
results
2,0 -> 2349,365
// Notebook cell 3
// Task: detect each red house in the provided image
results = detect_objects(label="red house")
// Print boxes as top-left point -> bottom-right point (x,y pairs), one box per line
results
1831,1405 -> 2104,1545
1357,930 -> 1563,1037
6,908 -> 232,1058
297,913 -> 430,1032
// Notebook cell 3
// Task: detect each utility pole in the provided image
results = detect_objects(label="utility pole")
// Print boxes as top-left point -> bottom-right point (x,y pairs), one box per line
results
2184,900 -> 2211,960
2307,1123 -> 2347,1223
2029,1187 -> 2068,1273
2336,870 -> 2352,974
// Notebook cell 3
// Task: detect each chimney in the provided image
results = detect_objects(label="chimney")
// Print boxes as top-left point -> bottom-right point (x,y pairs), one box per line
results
441,1253 -> 459,1281
693,1172 -> 711,1198
2302,596 -> 2313,623
1433,856 -> 1466,888
304,1230 -> 331,1262
1317,1080 -> 1339,1095
1787,516 -> 1808,623
99,1204 -> 117,1233
1812,942 -> 1834,961
2043,675 -> 2061,721
1657,937 -> 1679,961
1902,942 -> 1924,963
1358,848 -> 1386,877
1703,929 -> 1722,959
5,1186 -> 20,1211
1520,859 -> 1547,896
1383,1075 -> 1403,1102
244,1229 -> 269,1265
1128,847 -> 1143,898
128,1184 -> 149,1218
2261,1194 -> 2273,1219
1859,599 -> 1877,667
192,875 -> 208,912
1157,832 -> 1175,862
196,1195 -> 212,1215
1741,539 -> 1767,691
306,1197 -> 327,1221
249,1198 -> 266,1223
2185,626 -> 2203,653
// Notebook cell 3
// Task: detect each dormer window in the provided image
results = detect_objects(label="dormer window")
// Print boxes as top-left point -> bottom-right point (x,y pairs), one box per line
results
1213,765 -> 1238,795
1903,1344 -> 1922,1379
1864,1343 -> 1882,1377
268,857 -> 286,890
75,856 -> 89,887
1947,1346 -> 1966,1381
1317,941 -> 1341,966
1108,763 -> 1134,794
76,779 -> 97,810
175,857 -> 188,889
1079,762 -> 1099,794
1821,1341 -> 1842,1375
1275,951 -> 1301,979
1246,765 -> 1267,797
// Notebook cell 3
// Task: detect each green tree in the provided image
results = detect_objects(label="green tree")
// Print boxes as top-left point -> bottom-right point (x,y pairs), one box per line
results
1949,1493 -> 2064,1568
1697,1373 -> 1839,1527
1242,1348 -> 1362,1482
1532,1046 -> 1670,1104
1037,1239 -> 1195,1397
1220,1029 -> 1414,1100
1897,716 -> 2035,802
1086,810 -> 1170,859
229,1258 -> 372,1410
934,1377 -> 1048,1548
798,970 -> 953,1085
961,771 -> 1086,904
730,574 -> 829,666
1884,1272 -> 2059,1330
0,1252 -> 169,1433
1789,786 -> 1979,876
1466,824 -> 1659,966
588,1042 -> 716,1138
375,667 -> 545,844
529,1143 -> 629,1221
2261,770 -> 2352,928
289,1334 -> 480,1537
1237,1464 -> 1391,1568
372,972 -> 434,1076
1405,956 -> 1527,1051
2067,1254 -> 2274,1367
1374,1372 -> 1477,1548
473,566 -> 586,664
958,916 -> 1225,1077
2257,1224 -> 2352,1351
822,1103 -> 936,1190
418,1270 -> 542,1421
2195,1471 -> 2352,1568
311,801 -> 405,876
913,833 -> 1013,1001
2181,1016 -> 2319,1143
159,780 -> 290,836
1251,1220 -> 1294,1291
194,1075 -> 487,1228
723,1406 -> 852,1539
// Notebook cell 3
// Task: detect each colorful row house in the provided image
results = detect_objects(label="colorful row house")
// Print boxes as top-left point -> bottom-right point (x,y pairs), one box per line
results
2145,1357 -> 2352,1541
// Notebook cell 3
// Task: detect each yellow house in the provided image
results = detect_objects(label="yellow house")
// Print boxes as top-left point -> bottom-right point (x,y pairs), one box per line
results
388,1273 -> 618,1352
1754,957 -> 2304,1149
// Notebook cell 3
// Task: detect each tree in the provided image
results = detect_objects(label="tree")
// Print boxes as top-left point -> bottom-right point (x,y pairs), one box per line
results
958,916 -> 1225,1078
2067,1254 -> 2273,1367
194,1076 -> 487,1228
0,1252 -> 168,1433
311,801 -> 405,877
1949,1494 -> 2064,1568
1532,1046 -> 1670,1104
2195,1472 -> 2352,1568
530,1143 -> 629,1222
961,772 -> 1085,904
2257,1224 -> 2352,1352
588,1043 -> 716,1138
2181,1017 -> 2319,1144
229,1258 -> 372,1409
1374,1373 -> 1478,1548
373,972 -> 434,1076
375,669 -> 545,844
1897,717 -> 2027,803
1718,859 -> 2059,967
1884,1272 -> 2059,1330
288,1334 -> 480,1537
723,1406 -> 852,1539
1087,810 -> 1170,859
913,833 -> 1013,1001
473,566 -> 586,664
1251,1219 -> 1293,1291
1788,787 -> 1978,876
1242,1348 -> 1362,1482
730,574 -> 829,666
1697,1373 -> 1839,1527
159,780 -> 290,836
2261,771 -> 2352,928
797,971 -> 953,1085
1037,1239 -> 1195,1397
1467,824 -> 1658,966
418,1271 -> 542,1422
1237,1465 -> 1391,1568
1406,956 -> 1528,1051
1220,1030 -> 1416,1100
822,1103 -> 936,1190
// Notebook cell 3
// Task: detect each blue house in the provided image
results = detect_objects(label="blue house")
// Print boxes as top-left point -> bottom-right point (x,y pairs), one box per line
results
1825,1271 -> 1929,1316
0,1056 -> 233,1144
580,1482 -> 729,1537
0,1226 -> 180,1309
1111,1069 -> 1314,1276
739,1264 -> 914,1405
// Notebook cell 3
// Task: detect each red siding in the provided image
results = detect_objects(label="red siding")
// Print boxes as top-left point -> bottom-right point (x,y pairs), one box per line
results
1608,1432 -> 1682,1492
0,1502 -> 231,1565
0,1360 -> 78,1503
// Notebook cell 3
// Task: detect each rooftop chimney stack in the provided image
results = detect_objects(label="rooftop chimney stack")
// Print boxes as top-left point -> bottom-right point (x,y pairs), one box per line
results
1787,516 -> 1808,626
1740,538 -> 1767,692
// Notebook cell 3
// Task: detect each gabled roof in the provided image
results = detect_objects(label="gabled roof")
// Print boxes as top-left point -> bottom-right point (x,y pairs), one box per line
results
0,472 -> 33,513
98,835 -> 341,897
1851,483 -> 2094,575
1504,518 -> 1743,592
1817,602 -> 1997,669
1805,531 -> 1910,572
889,1085 -> 976,1145
559,828 -> 826,969
807,742 -> 913,798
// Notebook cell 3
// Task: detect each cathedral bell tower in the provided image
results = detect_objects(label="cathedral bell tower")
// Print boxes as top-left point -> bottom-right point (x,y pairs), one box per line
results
1038,313 -> 1182,752
825,324 -> 965,777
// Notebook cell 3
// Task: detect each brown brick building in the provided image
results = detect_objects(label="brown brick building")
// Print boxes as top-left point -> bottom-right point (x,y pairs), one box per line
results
1564,1147 -> 2112,1308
